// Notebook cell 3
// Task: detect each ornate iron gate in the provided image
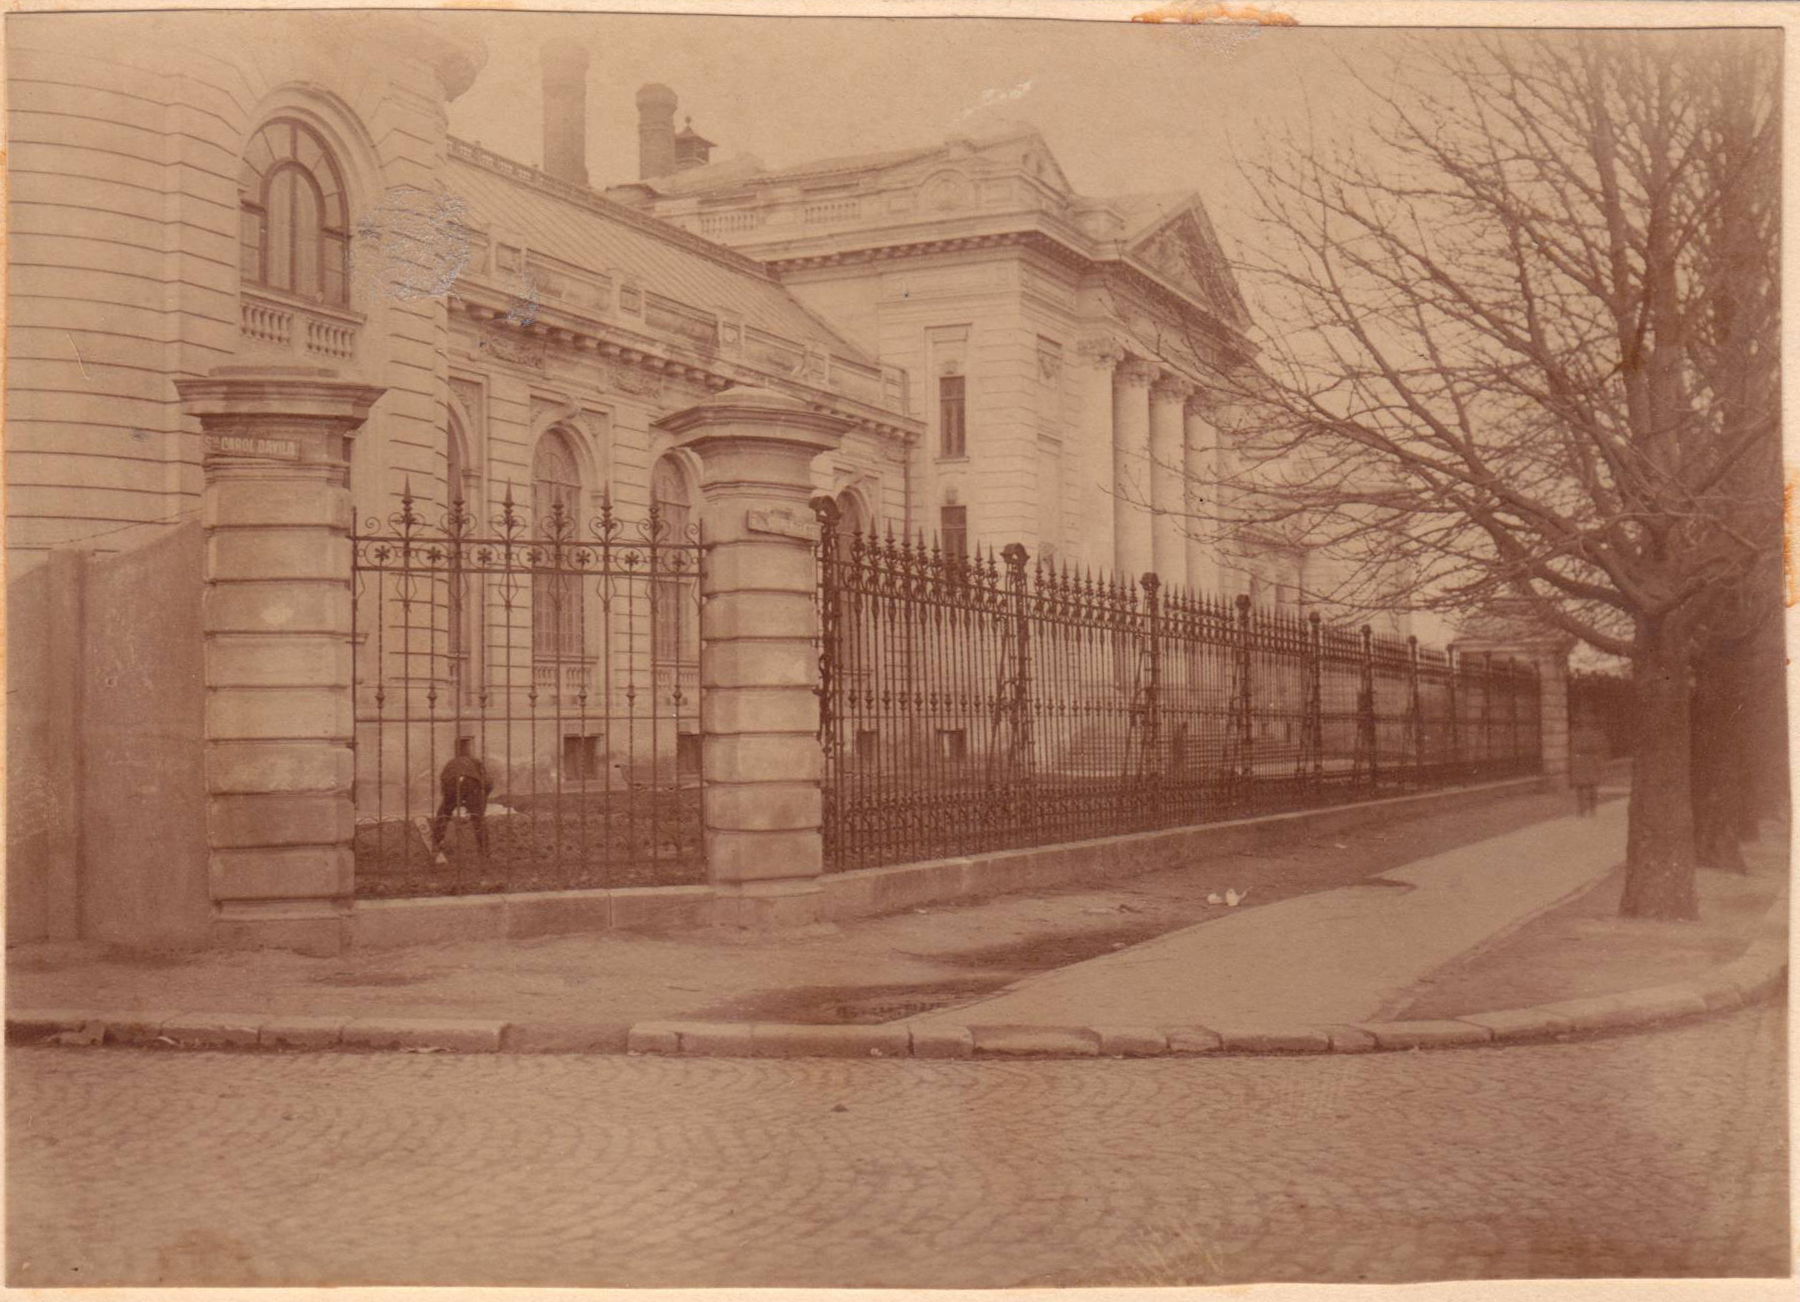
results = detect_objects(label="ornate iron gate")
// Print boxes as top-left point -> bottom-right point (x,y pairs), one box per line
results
350,485 -> 703,897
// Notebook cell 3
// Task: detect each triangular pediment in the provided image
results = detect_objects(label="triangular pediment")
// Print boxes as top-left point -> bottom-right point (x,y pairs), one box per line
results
1128,202 -> 1250,331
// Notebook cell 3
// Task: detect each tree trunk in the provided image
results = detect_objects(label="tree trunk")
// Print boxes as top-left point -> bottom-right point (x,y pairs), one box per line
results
1621,624 -> 1700,920
1690,639 -> 1749,872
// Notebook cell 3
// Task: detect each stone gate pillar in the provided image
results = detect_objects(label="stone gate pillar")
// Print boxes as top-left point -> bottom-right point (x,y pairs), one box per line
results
177,366 -> 384,956
656,387 -> 851,930
1452,631 -> 1574,786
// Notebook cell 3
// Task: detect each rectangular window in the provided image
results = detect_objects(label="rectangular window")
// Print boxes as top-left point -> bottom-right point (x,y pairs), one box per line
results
936,728 -> 969,763
940,505 -> 968,560
563,735 -> 598,782
854,728 -> 879,765
938,374 -> 967,458
676,732 -> 702,779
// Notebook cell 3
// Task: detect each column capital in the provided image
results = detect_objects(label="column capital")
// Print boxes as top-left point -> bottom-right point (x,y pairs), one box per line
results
1152,372 -> 1197,401
1115,356 -> 1160,389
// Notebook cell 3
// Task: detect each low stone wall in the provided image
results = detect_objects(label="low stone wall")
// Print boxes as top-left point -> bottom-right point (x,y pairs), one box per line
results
346,775 -> 1545,948
821,776 -> 1545,921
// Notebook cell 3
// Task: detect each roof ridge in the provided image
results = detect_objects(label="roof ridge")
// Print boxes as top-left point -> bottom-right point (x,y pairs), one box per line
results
445,136 -> 777,283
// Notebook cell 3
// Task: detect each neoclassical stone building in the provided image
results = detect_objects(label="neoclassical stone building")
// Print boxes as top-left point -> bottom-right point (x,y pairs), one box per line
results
613,90 -> 1301,604
5,11 -> 1356,950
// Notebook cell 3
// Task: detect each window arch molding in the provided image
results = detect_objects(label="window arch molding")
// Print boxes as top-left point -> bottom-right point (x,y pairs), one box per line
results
234,87 -> 382,308
528,398 -> 608,509
649,450 -> 700,542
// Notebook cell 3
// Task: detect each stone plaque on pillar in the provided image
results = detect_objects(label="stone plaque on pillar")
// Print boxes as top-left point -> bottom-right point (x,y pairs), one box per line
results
177,366 -> 385,956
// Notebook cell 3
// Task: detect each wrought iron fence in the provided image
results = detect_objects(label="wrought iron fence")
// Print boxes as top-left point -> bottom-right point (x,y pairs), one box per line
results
350,484 -> 703,897
814,500 -> 1542,873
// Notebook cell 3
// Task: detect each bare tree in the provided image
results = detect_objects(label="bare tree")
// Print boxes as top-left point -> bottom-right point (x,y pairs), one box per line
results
1161,31 -> 1780,920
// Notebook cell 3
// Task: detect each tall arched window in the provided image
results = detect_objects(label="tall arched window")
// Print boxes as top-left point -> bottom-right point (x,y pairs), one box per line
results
532,432 -> 585,660
240,118 -> 350,306
651,456 -> 696,665
832,489 -> 868,563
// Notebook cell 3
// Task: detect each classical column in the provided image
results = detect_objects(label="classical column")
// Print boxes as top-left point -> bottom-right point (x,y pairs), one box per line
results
1112,356 -> 1158,582
1073,337 -> 1123,573
1149,373 -> 1192,592
655,386 -> 852,929
176,366 -> 385,956
1183,398 -> 1222,596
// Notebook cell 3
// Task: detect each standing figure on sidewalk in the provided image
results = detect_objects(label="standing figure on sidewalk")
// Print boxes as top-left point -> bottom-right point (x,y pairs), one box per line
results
1568,716 -> 1609,817
432,752 -> 493,859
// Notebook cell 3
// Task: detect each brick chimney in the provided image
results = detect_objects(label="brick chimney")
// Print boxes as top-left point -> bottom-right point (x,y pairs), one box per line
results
637,82 -> 678,180
542,41 -> 590,187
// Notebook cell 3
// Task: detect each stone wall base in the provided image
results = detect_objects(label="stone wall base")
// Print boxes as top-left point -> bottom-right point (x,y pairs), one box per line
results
211,903 -> 352,958
325,776 -> 1546,951
712,881 -> 823,931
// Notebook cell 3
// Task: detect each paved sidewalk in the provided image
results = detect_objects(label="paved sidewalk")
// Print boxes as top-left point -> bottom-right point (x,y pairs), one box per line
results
908,800 -> 1628,1032
14,786 -> 1786,1057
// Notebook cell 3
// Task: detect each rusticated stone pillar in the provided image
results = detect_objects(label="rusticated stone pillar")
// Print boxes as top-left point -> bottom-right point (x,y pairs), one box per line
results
1455,633 -> 1575,785
177,366 -> 384,956
655,387 -> 852,929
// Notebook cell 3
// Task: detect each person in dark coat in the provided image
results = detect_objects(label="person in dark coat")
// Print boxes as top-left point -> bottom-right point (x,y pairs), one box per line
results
431,752 -> 493,857
1568,718 -> 1609,816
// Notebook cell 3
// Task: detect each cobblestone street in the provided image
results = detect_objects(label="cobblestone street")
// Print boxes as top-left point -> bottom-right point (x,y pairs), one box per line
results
10,1001 -> 1785,1289
7,1003 -> 1788,1288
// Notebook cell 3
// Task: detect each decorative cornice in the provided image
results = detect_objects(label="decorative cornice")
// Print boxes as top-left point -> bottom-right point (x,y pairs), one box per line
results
448,291 -> 919,443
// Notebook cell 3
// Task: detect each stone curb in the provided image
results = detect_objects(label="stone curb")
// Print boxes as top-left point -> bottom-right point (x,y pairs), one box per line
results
9,894 -> 1786,1059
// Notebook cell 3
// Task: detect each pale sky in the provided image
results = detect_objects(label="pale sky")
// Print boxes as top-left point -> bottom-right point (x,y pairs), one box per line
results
439,12 -> 1383,255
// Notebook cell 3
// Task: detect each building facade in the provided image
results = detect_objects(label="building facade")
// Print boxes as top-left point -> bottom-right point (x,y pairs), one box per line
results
7,12 -> 1470,951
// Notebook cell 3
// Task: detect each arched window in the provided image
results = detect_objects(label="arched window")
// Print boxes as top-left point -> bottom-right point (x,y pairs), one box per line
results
240,118 -> 350,306
651,456 -> 696,665
832,489 -> 869,563
532,432 -> 584,660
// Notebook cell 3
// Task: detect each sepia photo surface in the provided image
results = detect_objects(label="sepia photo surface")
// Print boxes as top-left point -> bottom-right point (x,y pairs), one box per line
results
2,0 -> 1791,1290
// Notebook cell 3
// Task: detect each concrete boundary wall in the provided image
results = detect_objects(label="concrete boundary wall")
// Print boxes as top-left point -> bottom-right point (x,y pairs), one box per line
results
345,775 -> 1544,948
4,525 -> 210,947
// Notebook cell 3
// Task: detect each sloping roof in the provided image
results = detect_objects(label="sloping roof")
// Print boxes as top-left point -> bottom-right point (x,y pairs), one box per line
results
445,148 -> 876,363
648,123 -> 1047,197
1111,190 -> 1202,244
652,144 -> 941,196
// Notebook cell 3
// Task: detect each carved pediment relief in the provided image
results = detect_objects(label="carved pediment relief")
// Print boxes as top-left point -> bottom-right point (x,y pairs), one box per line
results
1130,208 -> 1249,328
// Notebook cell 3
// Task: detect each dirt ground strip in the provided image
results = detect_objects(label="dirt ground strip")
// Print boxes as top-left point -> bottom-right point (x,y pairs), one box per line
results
1390,828 -> 1789,1021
